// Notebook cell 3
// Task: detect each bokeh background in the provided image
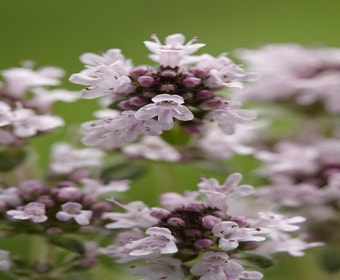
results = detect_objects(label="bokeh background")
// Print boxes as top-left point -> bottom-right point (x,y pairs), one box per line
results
1,0 -> 340,279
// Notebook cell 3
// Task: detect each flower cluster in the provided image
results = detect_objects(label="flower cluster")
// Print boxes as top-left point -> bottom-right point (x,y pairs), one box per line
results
70,34 -> 256,150
0,63 -> 78,146
233,44 -> 340,114
102,173 -> 321,279
1,34 -> 338,280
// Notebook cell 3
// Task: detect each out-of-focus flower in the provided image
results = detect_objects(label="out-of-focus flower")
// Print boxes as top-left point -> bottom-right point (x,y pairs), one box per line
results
7,202 -> 47,223
56,202 -> 92,225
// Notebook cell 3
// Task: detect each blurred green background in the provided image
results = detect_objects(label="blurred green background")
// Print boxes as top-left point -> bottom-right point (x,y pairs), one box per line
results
1,0 -> 340,279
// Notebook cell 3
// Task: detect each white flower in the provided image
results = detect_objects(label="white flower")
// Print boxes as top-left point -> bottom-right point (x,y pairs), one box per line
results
29,88 -> 79,111
49,142 -> 104,175
125,227 -> 178,256
130,256 -> 184,280
2,66 -> 63,98
81,178 -> 130,197
103,201 -> 157,229
81,110 -> 162,148
134,94 -> 194,130
212,221 -> 268,251
9,104 -> 64,138
256,212 -> 306,232
144,33 -> 205,67
7,202 -> 48,223
122,136 -> 181,162
202,99 -> 257,134
56,202 -> 92,225
198,173 -> 254,211
191,251 -> 263,280
69,63 -> 133,99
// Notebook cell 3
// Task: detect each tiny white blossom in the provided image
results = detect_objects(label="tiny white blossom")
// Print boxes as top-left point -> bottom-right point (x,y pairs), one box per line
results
134,94 -> 194,130
7,202 -> 47,223
144,33 -> 205,67
56,202 -> 92,225
125,227 -> 178,256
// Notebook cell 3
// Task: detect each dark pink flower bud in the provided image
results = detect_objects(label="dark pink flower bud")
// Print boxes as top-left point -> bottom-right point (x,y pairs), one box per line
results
138,75 -> 155,87
168,217 -> 185,227
182,77 -> 201,88
194,238 -> 213,248
202,215 -> 222,229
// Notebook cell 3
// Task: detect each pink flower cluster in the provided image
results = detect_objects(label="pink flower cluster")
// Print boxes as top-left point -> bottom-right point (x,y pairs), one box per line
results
70,34 -> 256,149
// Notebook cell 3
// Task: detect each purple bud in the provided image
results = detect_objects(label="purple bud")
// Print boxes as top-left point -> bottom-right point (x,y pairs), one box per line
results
160,84 -> 176,93
70,170 -> 92,182
46,226 -> 63,235
138,75 -> 155,87
91,201 -> 112,213
230,215 -> 247,226
118,100 -> 134,110
191,67 -> 208,77
194,238 -> 213,249
196,89 -> 213,100
142,91 -> 157,99
185,229 -> 202,237
129,96 -> 147,107
168,217 -> 185,227
130,66 -> 148,77
37,195 -> 55,207
149,207 -> 171,219
202,215 -> 222,229
212,210 -> 228,219
182,92 -> 193,100
19,180 -> 46,200
160,70 -> 177,78
57,187 -> 82,202
182,77 -> 201,88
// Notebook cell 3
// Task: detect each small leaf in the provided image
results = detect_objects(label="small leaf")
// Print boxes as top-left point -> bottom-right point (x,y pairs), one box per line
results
100,161 -> 147,181
161,122 -> 191,145
49,236 -> 85,255
0,148 -> 26,171
318,245 -> 340,273
242,252 -> 275,268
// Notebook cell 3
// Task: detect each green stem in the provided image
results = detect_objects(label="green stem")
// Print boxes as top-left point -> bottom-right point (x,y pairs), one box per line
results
155,161 -> 177,193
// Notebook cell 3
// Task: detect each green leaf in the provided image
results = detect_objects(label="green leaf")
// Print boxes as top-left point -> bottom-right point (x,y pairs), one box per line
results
161,122 -> 191,145
49,236 -> 85,255
241,252 -> 275,268
317,245 -> 340,273
100,161 -> 147,181
0,148 -> 26,171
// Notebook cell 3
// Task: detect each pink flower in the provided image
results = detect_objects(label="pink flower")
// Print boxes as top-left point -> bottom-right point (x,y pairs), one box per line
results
122,136 -> 181,162
198,173 -> 254,211
103,201 -> 157,229
7,202 -> 48,223
130,256 -> 184,280
49,142 -> 104,175
202,99 -> 257,134
256,212 -> 306,232
56,202 -> 92,225
69,64 -> 133,99
81,110 -> 162,148
190,251 -> 263,280
212,221 -> 268,251
144,33 -> 205,67
134,94 -> 194,130
2,66 -> 63,98
125,227 -> 178,256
